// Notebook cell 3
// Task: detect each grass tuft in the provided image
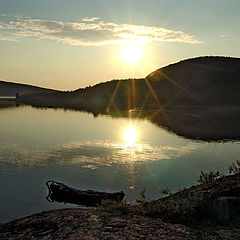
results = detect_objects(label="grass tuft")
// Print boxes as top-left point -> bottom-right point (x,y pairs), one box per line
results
229,160 -> 240,174
197,170 -> 223,184
98,200 -> 132,215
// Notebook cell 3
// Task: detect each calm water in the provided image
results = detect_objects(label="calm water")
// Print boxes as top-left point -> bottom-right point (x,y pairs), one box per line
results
0,106 -> 240,222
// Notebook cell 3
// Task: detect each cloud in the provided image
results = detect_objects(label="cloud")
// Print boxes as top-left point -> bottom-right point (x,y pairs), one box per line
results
0,36 -> 17,41
82,17 -> 99,22
0,15 -> 202,46
219,34 -> 232,40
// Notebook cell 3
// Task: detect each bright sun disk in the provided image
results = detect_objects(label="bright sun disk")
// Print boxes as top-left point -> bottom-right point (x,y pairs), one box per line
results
121,42 -> 143,64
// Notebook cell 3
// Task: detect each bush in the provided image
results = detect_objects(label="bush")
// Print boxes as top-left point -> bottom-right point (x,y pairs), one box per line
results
136,188 -> 147,203
197,170 -> 223,184
229,160 -> 240,174
97,200 -> 131,215
134,191 -> 208,223
160,187 -> 172,196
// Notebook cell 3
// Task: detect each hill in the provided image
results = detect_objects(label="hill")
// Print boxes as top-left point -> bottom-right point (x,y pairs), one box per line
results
62,56 -> 240,110
147,56 -> 240,107
15,56 -> 240,141
17,56 -> 240,111
0,80 -> 59,96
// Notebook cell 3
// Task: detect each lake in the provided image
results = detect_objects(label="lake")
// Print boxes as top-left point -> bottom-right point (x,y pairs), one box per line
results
0,105 -> 240,222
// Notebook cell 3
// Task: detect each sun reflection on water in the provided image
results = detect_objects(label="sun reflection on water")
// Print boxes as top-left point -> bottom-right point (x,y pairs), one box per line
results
124,125 -> 138,147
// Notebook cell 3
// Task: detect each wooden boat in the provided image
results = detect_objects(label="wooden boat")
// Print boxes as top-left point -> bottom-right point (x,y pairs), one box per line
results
46,180 -> 125,207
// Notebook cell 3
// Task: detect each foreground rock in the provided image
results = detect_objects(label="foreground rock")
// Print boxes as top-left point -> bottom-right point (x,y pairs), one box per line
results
0,208 -> 194,239
1,208 -> 240,240
1,173 -> 240,239
212,197 -> 240,224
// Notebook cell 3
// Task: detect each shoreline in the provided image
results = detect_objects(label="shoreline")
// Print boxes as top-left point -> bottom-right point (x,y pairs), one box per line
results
1,207 -> 240,240
1,173 -> 240,239
3,102 -> 240,141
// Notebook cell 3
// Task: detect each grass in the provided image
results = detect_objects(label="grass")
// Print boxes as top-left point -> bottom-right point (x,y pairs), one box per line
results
98,190 -> 209,224
98,162 -> 239,224
98,200 -> 132,215
160,187 -> 172,196
197,170 -> 223,184
229,160 -> 240,174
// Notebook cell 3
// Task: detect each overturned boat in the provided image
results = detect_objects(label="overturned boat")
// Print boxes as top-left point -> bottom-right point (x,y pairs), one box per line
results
46,180 -> 125,207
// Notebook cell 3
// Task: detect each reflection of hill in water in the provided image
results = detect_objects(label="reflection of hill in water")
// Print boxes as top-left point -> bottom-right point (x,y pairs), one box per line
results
103,106 -> 240,142
145,107 -> 240,141
3,56 -> 240,141
1,104 -> 240,142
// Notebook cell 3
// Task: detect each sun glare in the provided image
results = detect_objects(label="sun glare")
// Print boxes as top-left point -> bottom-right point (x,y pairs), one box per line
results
124,125 -> 138,146
121,42 -> 143,64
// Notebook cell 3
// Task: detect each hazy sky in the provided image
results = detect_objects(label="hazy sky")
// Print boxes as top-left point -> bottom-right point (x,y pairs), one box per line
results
0,0 -> 240,90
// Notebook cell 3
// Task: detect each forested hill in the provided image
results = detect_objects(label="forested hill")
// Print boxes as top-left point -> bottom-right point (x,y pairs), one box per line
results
0,80 -> 59,96
71,56 -> 240,109
146,56 -> 240,107
18,56 -> 240,111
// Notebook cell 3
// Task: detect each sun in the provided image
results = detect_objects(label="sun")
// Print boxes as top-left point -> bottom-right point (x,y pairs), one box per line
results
124,125 -> 138,146
121,41 -> 143,64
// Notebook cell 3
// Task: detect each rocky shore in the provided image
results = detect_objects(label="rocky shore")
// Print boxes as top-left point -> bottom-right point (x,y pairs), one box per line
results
1,207 -> 240,240
1,173 -> 240,239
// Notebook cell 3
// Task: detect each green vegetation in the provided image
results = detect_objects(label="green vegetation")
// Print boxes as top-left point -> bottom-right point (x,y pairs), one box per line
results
160,187 -> 172,196
135,187 -> 172,204
98,162 -> 240,224
197,170 -> 223,184
98,200 -> 132,215
136,188 -> 147,203
13,56 -> 240,142
88,214 -> 103,230
134,191 -> 208,223
17,56 -> 240,111
98,190 -> 208,224
229,160 -> 240,174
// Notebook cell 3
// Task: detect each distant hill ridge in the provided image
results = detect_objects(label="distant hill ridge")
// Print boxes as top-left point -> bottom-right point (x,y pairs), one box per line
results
146,56 -> 240,106
4,56 -> 240,142
157,56 -> 240,80
0,80 -> 59,96
170,55 -> 240,65
4,56 -> 240,110
71,56 -> 240,109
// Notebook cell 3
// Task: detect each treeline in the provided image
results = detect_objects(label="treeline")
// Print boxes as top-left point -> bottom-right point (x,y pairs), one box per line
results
17,56 -> 240,112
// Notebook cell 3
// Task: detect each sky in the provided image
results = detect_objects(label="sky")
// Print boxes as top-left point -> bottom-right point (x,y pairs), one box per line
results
0,0 -> 240,90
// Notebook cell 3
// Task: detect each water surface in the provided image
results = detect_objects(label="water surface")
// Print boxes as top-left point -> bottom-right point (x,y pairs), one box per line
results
0,106 -> 239,222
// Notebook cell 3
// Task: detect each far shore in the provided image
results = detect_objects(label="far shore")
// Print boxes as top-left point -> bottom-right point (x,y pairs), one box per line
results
3,100 -> 240,142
